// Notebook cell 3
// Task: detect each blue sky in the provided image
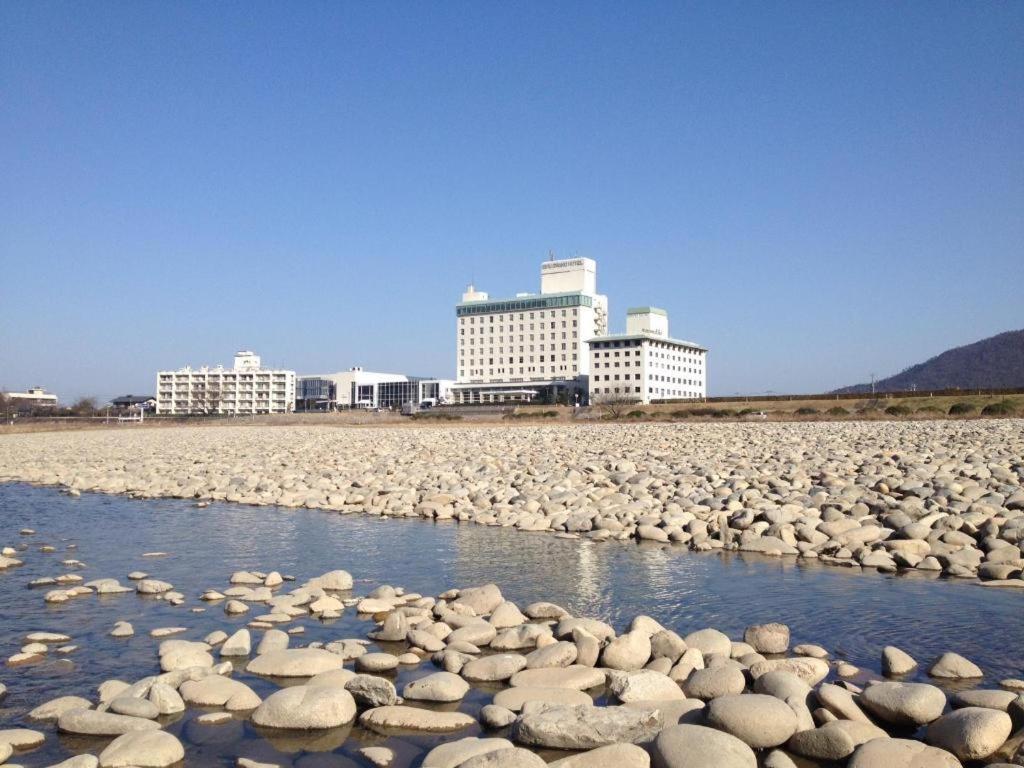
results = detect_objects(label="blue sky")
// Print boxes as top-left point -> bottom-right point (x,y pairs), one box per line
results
2,1 -> 1022,400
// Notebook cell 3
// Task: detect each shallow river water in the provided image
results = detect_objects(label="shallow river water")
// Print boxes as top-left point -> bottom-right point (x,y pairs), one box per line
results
1,483 -> 1022,767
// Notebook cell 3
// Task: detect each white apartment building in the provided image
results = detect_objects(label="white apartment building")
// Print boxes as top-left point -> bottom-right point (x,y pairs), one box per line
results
297,368 -> 453,410
588,308 -> 707,404
155,351 -> 296,415
453,257 -> 608,404
8,387 -> 58,408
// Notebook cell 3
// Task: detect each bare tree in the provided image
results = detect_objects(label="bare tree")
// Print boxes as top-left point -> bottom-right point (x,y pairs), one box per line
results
592,393 -> 641,420
69,397 -> 99,416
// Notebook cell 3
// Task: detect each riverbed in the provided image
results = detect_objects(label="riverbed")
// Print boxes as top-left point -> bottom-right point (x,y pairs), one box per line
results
1,483 -> 1022,766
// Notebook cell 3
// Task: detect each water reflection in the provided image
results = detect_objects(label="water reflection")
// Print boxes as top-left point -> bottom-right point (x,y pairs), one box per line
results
0,483 -> 1023,768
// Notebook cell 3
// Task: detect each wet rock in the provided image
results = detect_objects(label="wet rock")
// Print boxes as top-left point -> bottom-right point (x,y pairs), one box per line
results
98,730 -> 184,768
786,720 -> 888,760
402,672 -> 469,702
509,665 -> 605,690
247,648 -> 344,677
57,709 -> 160,736
251,685 -> 357,729
651,723 -> 756,768
513,703 -> 662,749
860,681 -> 947,726
609,670 -> 685,703
882,646 -> 917,676
180,676 -> 261,710
421,737 -> 513,767
547,742 -> 650,767
743,623 -> 790,654
344,674 -> 398,708
705,693 -> 798,748
220,629 -> 251,657
462,654 -> 528,682
683,666 -> 746,700
847,737 -> 963,768
359,705 -> 475,733
925,706 -> 1012,761
28,696 -> 92,721
929,652 -> 983,679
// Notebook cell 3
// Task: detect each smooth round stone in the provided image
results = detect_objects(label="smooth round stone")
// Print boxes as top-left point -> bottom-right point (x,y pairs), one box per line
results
743,623 -> 790,654
359,705 -> 476,733
251,685 -> 357,729
601,631 -> 653,671
951,688 -> 1018,711
683,629 -> 732,657
355,653 -> 400,673
787,720 -> 888,760
493,687 -> 593,712
463,654 -> 528,682
882,646 -> 917,676
748,657 -> 829,686
247,649 -> 344,677
98,730 -> 184,768
548,743 -> 651,767
682,666 -> 746,700
860,682 -> 947,726
609,670 -> 685,703
509,665 -> 605,690
525,641 -> 577,669
402,672 -> 470,702
44,756 -> 99,768
925,706 -> 1013,761
512,703 -> 662,749
57,709 -> 160,736
179,676 -> 262,710
460,747 -> 547,767
28,695 -> 92,721
929,652 -> 983,679
705,694 -> 798,748
652,724 -> 756,768
481,704 -> 517,729
848,737 -> 963,768
108,697 -> 159,719
148,683 -> 185,715
420,737 -> 513,768
0,728 -> 46,749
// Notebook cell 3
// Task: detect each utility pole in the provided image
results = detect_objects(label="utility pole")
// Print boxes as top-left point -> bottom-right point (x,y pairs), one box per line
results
870,373 -> 876,396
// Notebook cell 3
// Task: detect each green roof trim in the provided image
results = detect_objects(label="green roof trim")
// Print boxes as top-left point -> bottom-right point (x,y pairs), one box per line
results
585,333 -> 707,352
456,291 -> 593,317
626,306 -> 667,316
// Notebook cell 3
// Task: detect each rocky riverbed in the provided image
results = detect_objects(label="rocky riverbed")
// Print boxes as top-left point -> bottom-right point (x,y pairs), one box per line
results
0,541 -> 1022,768
1,421 -> 1023,586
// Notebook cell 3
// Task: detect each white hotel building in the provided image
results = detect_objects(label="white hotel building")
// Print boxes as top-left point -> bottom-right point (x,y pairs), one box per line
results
155,351 -> 296,415
453,258 -> 608,404
588,307 -> 707,404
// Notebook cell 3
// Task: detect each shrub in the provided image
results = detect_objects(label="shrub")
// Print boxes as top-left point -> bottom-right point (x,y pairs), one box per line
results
981,400 -> 1017,416
885,405 -> 912,416
737,408 -> 757,416
412,412 -> 462,421
826,406 -> 849,416
916,405 -> 944,415
671,410 -> 691,418
947,402 -> 975,416
626,410 -> 646,418
795,407 -> 818,415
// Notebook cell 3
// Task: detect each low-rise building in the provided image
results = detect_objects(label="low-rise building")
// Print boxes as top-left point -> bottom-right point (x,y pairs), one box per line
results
587,308 -> 707,404
298,368 -> 453,410
6,387 -> 58,410
155,351 -> 296,415
109,395 -> 156,411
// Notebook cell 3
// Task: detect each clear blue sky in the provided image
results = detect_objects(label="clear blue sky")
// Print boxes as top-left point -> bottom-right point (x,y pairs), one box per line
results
2,1 -> 1022,400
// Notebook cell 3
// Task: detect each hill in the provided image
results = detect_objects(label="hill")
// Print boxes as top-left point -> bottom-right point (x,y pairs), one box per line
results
834,329 -> 1024,394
